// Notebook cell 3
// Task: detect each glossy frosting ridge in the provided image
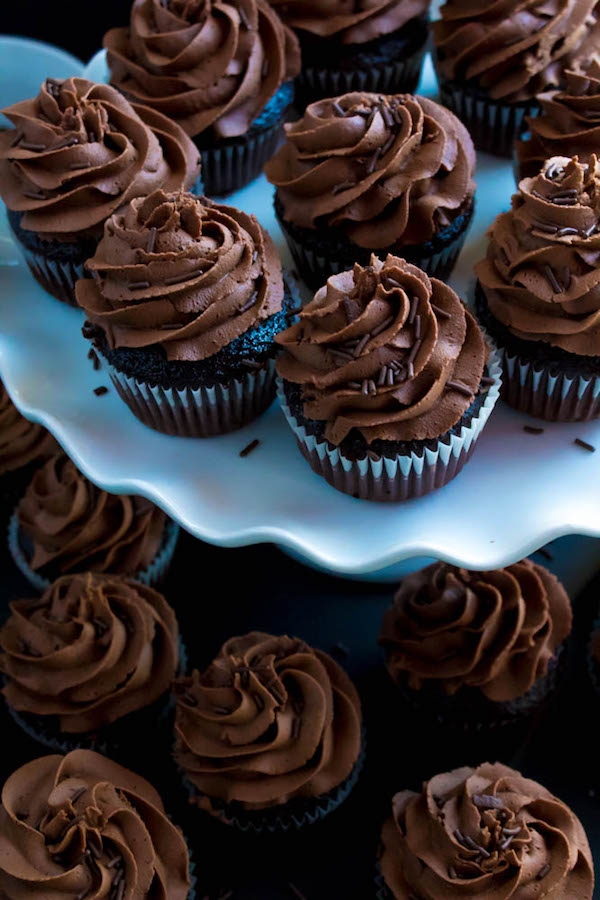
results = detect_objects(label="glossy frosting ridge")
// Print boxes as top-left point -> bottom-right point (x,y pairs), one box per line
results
380,761 -> 594,898
77,189 -> 284,361
0,77 -> 200,237
266,91 -> 475,249
174,631 -> 362,808
104,0 -> 300,139
0,750 -> 190,898
276,255 -> 488,446
476,155 -> 600,355
0,573 -> 180,733
379,558 -> 572,701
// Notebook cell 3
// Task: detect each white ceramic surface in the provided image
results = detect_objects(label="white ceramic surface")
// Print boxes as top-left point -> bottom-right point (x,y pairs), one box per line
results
0,49 -> 599,578
0,36 -> 83,127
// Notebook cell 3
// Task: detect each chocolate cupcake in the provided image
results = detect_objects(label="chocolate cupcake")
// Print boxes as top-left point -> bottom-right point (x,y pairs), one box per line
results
475,155 -> 600,421
379,559 -> 572,732
78,189 -> 293,437
0,378 -> 58,525
104,0 -> 300,195
377,762 -> 594,899
173,631 -> 363,832
0,77 -> 201,307
433,0 -> 600,157
0,750 -> 193,899
9,453 -> 178,591
276,255 -> 501,502
517,60 -> 600,182
270,0 -> 429,107
266,91 -> 476,289
0,572 -> 181,755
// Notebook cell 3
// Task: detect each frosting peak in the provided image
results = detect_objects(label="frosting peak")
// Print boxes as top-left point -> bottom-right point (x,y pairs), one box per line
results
77,189 -> 284,361
104,0 -> 300,139
269,0 -> 429,44
379,559 -> 572,701
266,91 -> 476,248
380,762 -> 594,898
0,750 -> 190,899
17,453 -> 167,576
0,573 -> 180,733
276,254 -> 488,445
0,77 -> 200,237
434,0 -> 600,103
0,379 -> 58,476
174,631 -> 362,808
475,155 -> 600,355
517,59 -> 600,179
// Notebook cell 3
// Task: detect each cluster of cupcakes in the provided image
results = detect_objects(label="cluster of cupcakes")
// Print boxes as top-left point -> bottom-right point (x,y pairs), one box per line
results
0,550 -> 598,896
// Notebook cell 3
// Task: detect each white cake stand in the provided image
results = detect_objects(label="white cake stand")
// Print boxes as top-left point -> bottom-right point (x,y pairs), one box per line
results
1,42 -> 599,583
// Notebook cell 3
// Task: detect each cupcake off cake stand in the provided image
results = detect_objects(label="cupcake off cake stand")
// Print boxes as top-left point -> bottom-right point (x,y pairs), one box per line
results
0,44 -> 599,581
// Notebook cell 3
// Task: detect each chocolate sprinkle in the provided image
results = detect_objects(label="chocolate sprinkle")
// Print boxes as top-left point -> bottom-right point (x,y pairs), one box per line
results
536,547 -> 554,561
331,101 -> 346,118
69,162 -> 89,171
574,437 -> 596,453
164,268 -> 204,286
523,425 -> 544,434
240,358 -> 262,369
20,141 -> 47,152
146,227 -> 157,253
445,380 -> 473,398
473,793 -> 504,810
238,294 -> 258,314
22,189 -> 47,200
543,265 -> 563,294
87,348 -> 101,371
431,303 -> 450,320
128,280 -> 150,290
93,386 -> 108,396
332,180 -> 356,195
240,439 -> 260,458
537,863 -> 551,880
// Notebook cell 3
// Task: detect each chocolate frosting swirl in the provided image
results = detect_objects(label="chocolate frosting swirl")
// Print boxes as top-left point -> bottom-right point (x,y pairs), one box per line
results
0,380 -> 58,476
434,0 -> 600,103
0,77 -> 200,239
265,92 -> 475,249
104,0 -> 300,140
476,155 -> 600,356
517,60 -> 600,180
17,453 -> 167,576
379,559 -> 572,702
276,255 -> 488,446
0,750 -> 190,899
269,0 -> 429,44
380,762 -> 594,898
174,631 -> 362,808
77,189 -> 284,361
0,573 -> 180,733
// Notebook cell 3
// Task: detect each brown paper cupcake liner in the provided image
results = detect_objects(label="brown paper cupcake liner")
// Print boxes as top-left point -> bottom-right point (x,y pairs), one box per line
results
20,245 -> 90,308
276,198 -> 474,291
199,124 -> 284,196
295,39 -> 428,108
437,76 -> 539,158
277,347 -> 501,502
502,351 -> 600,422
99,349 -> 277,437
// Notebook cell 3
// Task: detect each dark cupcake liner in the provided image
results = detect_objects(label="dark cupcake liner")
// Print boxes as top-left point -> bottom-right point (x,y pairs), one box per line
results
13,238 -> 94,308
587,619 -> 600,699
180,734 -> 366,833
374,863 -> 393,900
295,30 -> 428,108
197,82 -> 295,196
98,349 -> 277,437
275,195 -> 474,291
3,636 -> 188,758
475,282 -> 600,421
276,346 -> 501,502
8,510 -> 180,592
437,76 -> 539,158
388,645 -> 566,733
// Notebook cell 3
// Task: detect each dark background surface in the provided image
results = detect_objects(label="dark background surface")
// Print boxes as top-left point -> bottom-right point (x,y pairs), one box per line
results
1,531 -> 600,899
1,4 -> 600,898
